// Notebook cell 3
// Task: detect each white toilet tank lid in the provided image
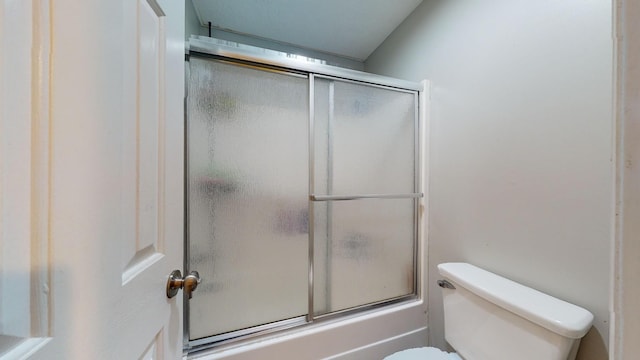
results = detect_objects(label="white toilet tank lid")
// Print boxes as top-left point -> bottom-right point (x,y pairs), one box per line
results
438,262 -> 594,339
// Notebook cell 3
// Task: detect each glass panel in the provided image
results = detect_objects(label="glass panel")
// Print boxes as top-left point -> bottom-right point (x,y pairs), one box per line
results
314,78 -> 416,196
313,199 -> 415,316
187,58 -> 308,339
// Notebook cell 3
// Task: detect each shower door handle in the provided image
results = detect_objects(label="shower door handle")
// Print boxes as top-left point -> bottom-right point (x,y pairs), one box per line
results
166,270 -> 201,299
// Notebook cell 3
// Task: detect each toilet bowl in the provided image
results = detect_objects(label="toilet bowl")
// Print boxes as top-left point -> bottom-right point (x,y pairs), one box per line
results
385,263 -> 594,360
385,347 -> 462,360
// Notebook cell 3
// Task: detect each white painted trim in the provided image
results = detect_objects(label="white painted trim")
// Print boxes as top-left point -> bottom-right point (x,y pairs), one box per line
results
611,0 -> 622,358
419,79 -> 431,309
30,0 -> 52,338
0,0 -> 51,346
0,0 -> 34,338
612,0 -> 640,359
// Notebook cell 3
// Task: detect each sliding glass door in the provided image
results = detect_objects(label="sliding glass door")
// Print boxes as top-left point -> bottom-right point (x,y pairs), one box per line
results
311,76 -> 418,317
186,54 -> 419,348
187,58 -> 309,340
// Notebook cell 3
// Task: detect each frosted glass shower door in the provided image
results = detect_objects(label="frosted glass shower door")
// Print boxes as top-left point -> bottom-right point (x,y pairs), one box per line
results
312,77 -> 418,316
187,57 -> 309,340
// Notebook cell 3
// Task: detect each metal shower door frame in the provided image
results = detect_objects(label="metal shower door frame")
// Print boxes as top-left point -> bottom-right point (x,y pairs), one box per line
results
184,38 -> 423,354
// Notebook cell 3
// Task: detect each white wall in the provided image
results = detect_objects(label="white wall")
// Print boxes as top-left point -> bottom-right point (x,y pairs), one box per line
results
366,1 -> 613,359
183,1 -> 364,70
185,0 -> 200,41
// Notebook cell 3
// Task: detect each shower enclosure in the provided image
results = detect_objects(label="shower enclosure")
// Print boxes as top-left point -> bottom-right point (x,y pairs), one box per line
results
185,37 -> 423,352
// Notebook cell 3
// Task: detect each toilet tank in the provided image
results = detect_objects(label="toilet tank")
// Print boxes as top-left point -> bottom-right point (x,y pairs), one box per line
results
437,263 -> 594,360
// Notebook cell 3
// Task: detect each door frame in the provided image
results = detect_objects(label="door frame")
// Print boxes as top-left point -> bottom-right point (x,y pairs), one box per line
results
0,0 -> 52,356
612,0 -> 640,359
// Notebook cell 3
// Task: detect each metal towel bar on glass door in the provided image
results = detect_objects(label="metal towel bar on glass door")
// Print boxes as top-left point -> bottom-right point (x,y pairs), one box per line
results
310,193 -> 423,201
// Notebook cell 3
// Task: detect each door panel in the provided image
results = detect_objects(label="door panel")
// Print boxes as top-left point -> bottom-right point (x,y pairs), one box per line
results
313,198 -> 415,316
313,78 -> 416,195
0,0 -> 185,359
113,0 -> 185,357
122,0 -> 166,283
187,58 -> 309,339
312,77 -> 418,317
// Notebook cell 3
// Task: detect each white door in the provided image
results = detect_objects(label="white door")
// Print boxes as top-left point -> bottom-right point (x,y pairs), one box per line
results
2,1 -> 427,358
0,0 -> 185,359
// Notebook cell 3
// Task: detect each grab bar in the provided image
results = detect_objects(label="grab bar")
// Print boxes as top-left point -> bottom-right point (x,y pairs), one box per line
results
310,193 -> 423,201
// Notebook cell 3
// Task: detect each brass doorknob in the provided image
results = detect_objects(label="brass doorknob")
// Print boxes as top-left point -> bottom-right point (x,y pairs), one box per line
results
166,270 -> 201,299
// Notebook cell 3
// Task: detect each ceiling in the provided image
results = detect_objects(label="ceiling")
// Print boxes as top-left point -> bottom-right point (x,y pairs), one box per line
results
191,0 -> 423,61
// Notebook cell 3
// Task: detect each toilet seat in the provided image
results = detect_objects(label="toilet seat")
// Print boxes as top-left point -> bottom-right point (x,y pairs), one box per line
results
384,347 -> 462,360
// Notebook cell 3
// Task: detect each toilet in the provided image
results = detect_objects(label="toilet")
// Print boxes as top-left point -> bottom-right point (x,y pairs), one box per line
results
385,263 -> 594,360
